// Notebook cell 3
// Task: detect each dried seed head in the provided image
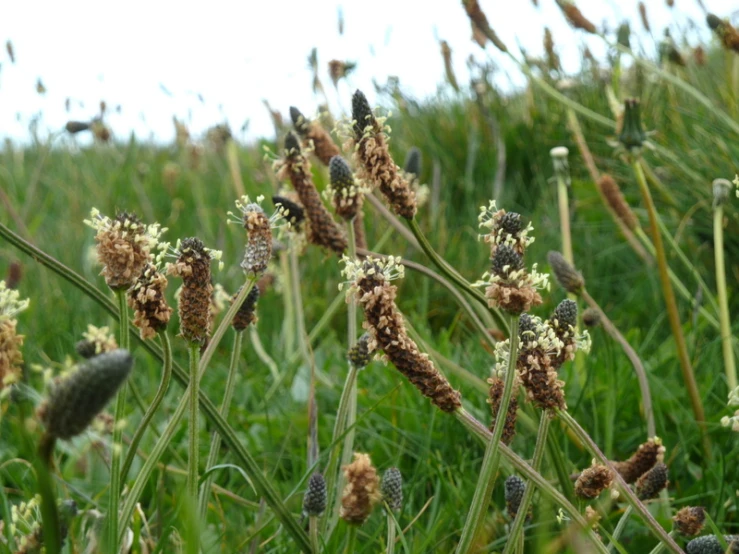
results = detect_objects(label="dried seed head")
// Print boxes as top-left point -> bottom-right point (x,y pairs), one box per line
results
491,245 -> 524,276
673,507 -> 706,537
598,175 -> 639,231
547,251 -> 584,294
272,195 -> 306,231
635,462 -> 668,500
462,0 -> 508,51
348,90 -> 417,220
38,350 -> 133,440
302,472 -> 327,517
167,238 -> 215,346
381,467 -> 403,511
278,133 -> 347,255
504,476 -> 529,520
403,147 -> 422,178
686,535 -> 739,554
343,257 -> 462,412
618,98 -> 647,151
575,464 -> 614,499
611,437 -> 665,483
340,452 -> 381,525
290,107 -> 341,166
487,376 -> 518,445
557,0 -> 597,34
231,286 -> 259,331
84,209 -> 166,291
638,2 -> 651,32
706,15 -> 739,54
480,245 -> 547,314
582,308 -> 601,328
128,264 -> 172,340
65,121 -> 90,134
713,178 -> 733,208
348,333 -> 373,368
329,155 -> 363,220
75,325 -> 119,358
240,201 -> 273,276
290,106 -> 309,135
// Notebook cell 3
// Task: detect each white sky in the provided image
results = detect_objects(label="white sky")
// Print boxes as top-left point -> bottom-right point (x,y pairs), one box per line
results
0,0 -> 734,144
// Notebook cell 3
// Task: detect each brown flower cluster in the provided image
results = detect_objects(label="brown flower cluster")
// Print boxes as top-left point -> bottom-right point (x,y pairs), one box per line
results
462,0 -> 508,52
575,464 -> 614,499
289,106 -> 341,166
707,14 -> 739,53
167,238 -> 214,346
611,437 -> 665,484
231,285 -> 259,331
487,376 -> 519,445
278,133 -> 347,255
128,264 -> 172,340
673,506 -> 706,537
349,90 -> 417,220
556,0 -> 597,34
340,452 -> 381,525
239,200 -> 273,276
635,462 -> 669,500
346,258 -> 462,413
598,174 -> 639,231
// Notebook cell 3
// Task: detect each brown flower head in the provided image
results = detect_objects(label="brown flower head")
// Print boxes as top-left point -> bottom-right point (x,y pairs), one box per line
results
346,90 -> 417,220
480,245 -> 548,314
611,437 -> 665,484
487,376 -> 518,445
231,285 -> 259,331
342,257 -> 462,412
638,2 -> 651,32
0,281 -> 29,391
462,0 -> 508,51
231,196 -> 281,276
598,174 -> 639,231
575,464 -> 614,499
65,120 -> 90,134
707,14 -> 739,53
75,325 -> 119,358
635,462 -> 668,500
547,251 -> 584,294
673,506 -> 706,537
289,106 -> 341,166
167,238 -> 218,345
127,264 -> 172,340
329,155 -> 364,221
340,452 -> 381,525
85,209 -> 166,290
556,0 -> 597,34
277,132 -> 347,255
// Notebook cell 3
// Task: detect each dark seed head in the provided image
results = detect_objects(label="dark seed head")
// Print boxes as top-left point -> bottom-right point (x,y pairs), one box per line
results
491,245 -> 524,277
302,472 -> 327,516
686,535 -> 739,554
547,251 -> 584,294
381,467 -> 403,511
348,333 -> 373,368
329,155 -> 354,189
351,90 -> 374,138
272,195 -> 305,228
504,475 -> 526,519
290,106 -> 309,134
284,131 -> 301,154
499,212 -> 523,237
636,462 -> 669,500
582,308 -> 601,328
551,299 -> 578,332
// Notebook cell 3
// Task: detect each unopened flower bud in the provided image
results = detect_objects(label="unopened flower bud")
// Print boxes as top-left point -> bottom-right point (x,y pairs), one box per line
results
381,467 -> 403,511
303,472 -> 327,517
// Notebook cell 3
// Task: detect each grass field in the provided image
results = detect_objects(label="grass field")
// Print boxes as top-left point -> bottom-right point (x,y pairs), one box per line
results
1,3 -> 738,553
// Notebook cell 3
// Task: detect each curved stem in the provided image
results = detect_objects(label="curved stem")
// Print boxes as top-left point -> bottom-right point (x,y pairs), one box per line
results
198,329 -> 244,518
107,289 -> 129,553
580,289 -> 656,438
503,413 -> 551,554
632,159 -> 709,457
407,218 -> 508,333
188,343 -> 201,501
608,505 -> 634,552
714,204 -> 737,391
120,330 -> 174,485
456,315 -> 519,553
557,410 -> 683,554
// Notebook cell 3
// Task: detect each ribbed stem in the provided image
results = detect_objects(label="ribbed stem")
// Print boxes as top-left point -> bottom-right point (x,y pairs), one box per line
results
407,218 -> 508,332
632,158 -> 709,457
120,330 -> 174,485
607,505 -> 634,552
107,289 -> 129,553
453,409 -> 608,554
386,511 -> 396,554
456,315 -> 519,553
310,516 -> 320,554
557,410 -> 682,554
502,413 -> 552,554
199,330 -> 244,518
188,343 -> 201,500
580,289 -> 656,438
714,204 -> 737,391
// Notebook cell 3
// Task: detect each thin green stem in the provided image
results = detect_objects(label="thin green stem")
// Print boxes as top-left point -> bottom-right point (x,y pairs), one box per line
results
120,330 -> 173,485
557,176 -> 574,266
714,204 -> 737,391
107,289 -> 129,553
407,218 -> 508,332
199,329 -> 244,519
647,531 -> 675,554
386,512 -> 396,554
280,250 -> 297,355
608,506 -> 634,552
632,159 -> 708,456
456,315 -> 519,553
310,516 -> 320,554
453,409 -> 608,554
344,526 -> 357,554
289,247 -> 313,371
557,411 -> 682,554
188,343 -> 201,499
502,413 -> 552,554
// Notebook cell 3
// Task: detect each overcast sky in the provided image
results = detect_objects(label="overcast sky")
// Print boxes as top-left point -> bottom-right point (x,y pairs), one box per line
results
0,0 -> 734,144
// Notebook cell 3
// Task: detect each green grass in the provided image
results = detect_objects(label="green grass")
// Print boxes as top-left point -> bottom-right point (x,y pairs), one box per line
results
1,18 -> 739,554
